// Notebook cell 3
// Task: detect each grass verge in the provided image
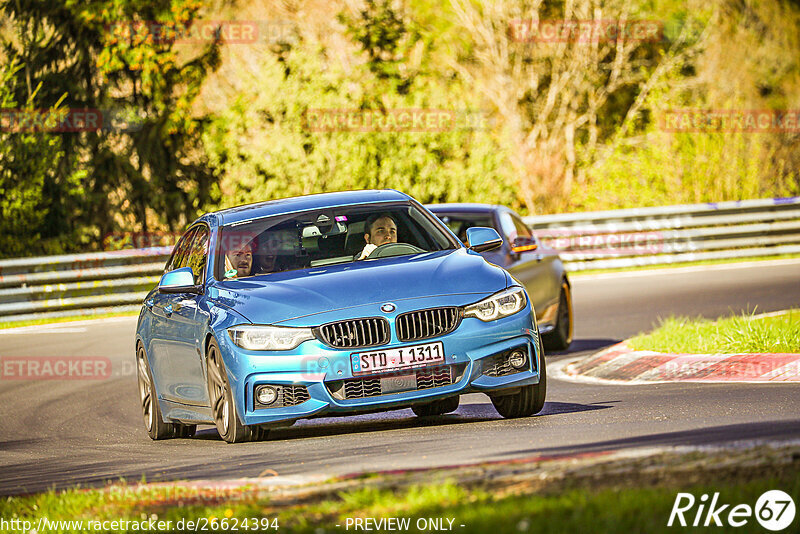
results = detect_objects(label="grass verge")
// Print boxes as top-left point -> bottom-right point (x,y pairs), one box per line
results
0,310 -> 139,330
629,309 -> 800,353
2,446 -> 798,533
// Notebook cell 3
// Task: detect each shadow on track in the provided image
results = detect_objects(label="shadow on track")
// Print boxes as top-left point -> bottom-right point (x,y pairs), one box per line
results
191,400 -> 617,442
487,419 -> 800,458
539,400 -> 618,416
192,407 -> 498,442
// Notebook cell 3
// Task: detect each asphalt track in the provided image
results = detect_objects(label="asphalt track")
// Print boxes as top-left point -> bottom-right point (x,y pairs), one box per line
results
0,260 -> 798,496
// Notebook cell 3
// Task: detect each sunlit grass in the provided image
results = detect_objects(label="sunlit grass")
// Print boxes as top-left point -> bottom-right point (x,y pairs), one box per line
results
628,309 -> 800,353
3,474 -> 799,534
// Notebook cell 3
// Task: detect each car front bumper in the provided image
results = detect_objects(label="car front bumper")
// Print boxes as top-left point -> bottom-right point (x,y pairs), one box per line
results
217,303 -> 542,426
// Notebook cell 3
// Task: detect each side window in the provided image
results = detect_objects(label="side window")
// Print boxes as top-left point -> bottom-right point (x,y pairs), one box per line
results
512,214 -> 532,239
498,212 -> 517,243
165,228 -> 197,272
185,226 -> 210,284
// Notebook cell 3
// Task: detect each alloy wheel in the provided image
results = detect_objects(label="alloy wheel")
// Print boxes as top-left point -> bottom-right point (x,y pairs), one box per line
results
207,344 -> 230,436
137,345 -> 154,432
559,282 -> 573,344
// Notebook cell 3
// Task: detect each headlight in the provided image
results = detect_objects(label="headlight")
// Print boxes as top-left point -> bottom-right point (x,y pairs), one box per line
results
464,287 -> 527,322
227,325 -> 314,351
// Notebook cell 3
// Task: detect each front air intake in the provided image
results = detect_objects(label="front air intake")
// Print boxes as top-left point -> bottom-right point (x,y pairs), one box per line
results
396,307 -> 461,342
316,317 -> 390,349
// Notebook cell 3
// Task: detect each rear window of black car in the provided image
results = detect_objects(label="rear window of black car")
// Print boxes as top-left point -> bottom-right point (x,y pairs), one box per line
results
432,213 -> 494,244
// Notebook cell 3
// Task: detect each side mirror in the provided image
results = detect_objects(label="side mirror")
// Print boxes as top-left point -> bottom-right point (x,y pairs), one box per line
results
511,236 -> 538,253
466,227 -> 503,253
158,267 -> 202,294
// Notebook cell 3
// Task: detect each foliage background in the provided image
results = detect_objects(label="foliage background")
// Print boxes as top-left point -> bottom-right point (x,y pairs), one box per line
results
0,0 -> 798,257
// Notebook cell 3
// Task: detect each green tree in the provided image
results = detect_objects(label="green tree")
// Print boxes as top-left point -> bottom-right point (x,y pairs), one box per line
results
0,0 -> 221,257
0,61 -> 81,257
204,0 -> 516,211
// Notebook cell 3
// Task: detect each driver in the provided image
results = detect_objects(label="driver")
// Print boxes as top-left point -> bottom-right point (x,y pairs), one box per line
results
357,213 -> 398,260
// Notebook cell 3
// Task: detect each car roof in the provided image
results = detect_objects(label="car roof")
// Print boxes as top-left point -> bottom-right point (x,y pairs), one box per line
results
426,203 -> 506,214
198,190 -> 412,226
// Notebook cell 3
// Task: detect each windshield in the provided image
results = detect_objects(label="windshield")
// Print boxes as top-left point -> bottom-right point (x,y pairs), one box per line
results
431,212 -> 494,245
215,202 -> 459,280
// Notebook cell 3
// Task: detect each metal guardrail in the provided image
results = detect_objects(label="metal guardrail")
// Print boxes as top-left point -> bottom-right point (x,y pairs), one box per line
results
0,197 -> 798,323
525,196 -> 800,271
0,248 -> 170,322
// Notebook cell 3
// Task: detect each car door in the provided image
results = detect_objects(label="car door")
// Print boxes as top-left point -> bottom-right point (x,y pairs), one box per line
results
499,211 -> 557,322
147,227 -> 195,397
150,225 -> 210,406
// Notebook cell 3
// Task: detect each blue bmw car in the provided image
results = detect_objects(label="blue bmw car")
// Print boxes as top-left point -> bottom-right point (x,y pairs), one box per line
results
135,190 -> 546,442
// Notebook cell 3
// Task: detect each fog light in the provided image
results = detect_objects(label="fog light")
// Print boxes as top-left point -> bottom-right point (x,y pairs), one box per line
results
508,349 -> 527,369
256,385 -> 278,405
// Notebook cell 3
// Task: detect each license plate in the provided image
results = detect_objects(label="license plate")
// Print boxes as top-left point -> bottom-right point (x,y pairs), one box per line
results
351,342 -> 445,375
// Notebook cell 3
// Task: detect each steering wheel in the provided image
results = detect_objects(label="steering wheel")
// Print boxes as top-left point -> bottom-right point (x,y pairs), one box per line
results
366,242 -> 426,259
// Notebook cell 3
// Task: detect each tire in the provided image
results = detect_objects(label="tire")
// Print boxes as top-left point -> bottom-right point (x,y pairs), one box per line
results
136,343 -> 196,440
411,395 -> 460,417
206,338 -> 268,443
542,280 -> 573,352
491,355 -> 546,418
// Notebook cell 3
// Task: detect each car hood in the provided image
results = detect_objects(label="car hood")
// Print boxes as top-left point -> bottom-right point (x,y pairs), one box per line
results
209,249 -> 508,325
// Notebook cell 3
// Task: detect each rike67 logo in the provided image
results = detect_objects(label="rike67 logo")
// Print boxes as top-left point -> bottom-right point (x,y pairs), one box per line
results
668,490 -> 796,530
